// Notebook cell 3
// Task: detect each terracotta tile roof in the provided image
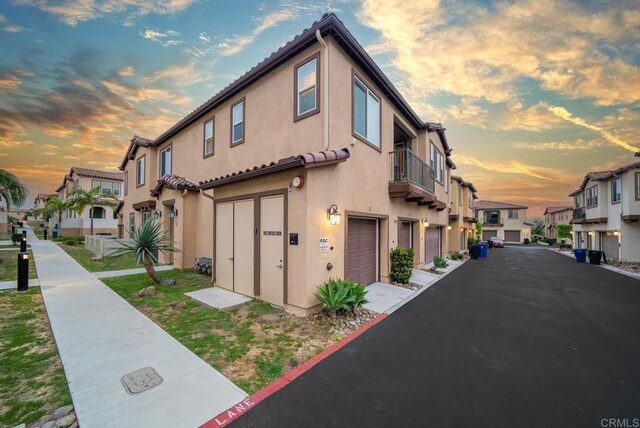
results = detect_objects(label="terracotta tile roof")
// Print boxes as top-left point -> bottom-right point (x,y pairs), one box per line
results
475,200 -> 528,210
70,167 -> 124,181
119,135 -> 153,170
151,175 -> 199,196
543,206 -> 573,215
569,161 -> 640,196
199,148 -> 350,189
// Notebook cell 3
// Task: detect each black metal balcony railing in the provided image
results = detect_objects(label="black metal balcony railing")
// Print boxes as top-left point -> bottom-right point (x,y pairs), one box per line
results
389,149 -> 435,193
573,207 -> 586,220
484,218 -> 502,225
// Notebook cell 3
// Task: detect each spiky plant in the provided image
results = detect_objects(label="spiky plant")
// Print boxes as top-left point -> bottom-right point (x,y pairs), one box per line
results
68,186 -> 118,236
110,218 -> 178,284
0,169 -> 28,209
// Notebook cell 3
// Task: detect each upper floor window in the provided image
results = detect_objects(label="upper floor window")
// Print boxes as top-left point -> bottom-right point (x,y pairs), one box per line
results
574,195 -> 580,208
160,145 -> 172,177
124,171 -> 128,196
353,75 -> 380,149
231,99 -> 245,146
295,54 -> 319,120
136,156 -> 145,186
508,209 -> 519,219
586,185 -> 598,207
611,178 -> 621,204
91,180 -> 121,196
458,186 -> 462,205
484,211 -> 500,224
204,118 -> 214,157
430,142 -> 444,183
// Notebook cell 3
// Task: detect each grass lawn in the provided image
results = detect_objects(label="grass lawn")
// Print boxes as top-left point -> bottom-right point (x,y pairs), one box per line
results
103,269 -> 337,394
57,243 -> 138,272
0,288 -> 72,426
0,249 -> 37,281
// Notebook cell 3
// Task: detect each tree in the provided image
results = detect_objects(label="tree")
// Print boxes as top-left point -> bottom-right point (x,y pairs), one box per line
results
0,169 -> 28,209
110,218 -> 178,284
476,221 -> 483,240
68,187 -> 118,236
557,224 -> 572,240
34,196 -> 70,232
533,220 -> 545,236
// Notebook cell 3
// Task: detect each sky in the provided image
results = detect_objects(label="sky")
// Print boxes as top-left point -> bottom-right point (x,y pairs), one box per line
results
0,0 -> 638,215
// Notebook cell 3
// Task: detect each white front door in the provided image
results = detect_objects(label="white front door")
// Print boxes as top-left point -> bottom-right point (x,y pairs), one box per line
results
260,195 -> 284,307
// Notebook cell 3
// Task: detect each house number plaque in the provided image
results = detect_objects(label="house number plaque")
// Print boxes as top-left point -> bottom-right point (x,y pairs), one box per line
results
263,231 -> 282,236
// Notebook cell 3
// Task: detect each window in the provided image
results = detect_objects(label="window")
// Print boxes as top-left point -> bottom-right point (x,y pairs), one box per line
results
574,195 -> 580,208
113,182 -> 121,196
129,213 -> 135,235
430,142 -> 444,183
508,209 -> 519,219
92,207 -> 106,219
484,211 -> 500,224
586,185 -> 598,207
160,145 -> 172,177
142,211 -> 151,223
231,99 -> 245,145
204,118 -> 214,157
124,171 -> 128,196
91,180 -> 119,196
636,173 -> 640,201
295,54 -> 319,120
136,156 -> 145,186
458,186 -> 462,205
352,75 -> 380,148
611,178 -> 621,204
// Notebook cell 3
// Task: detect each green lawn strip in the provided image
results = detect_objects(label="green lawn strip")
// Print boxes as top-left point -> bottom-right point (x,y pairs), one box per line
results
0,288 -> 72,426
102,270 -> 335,395
57,243 -> 138,272
0,249 -> 38,281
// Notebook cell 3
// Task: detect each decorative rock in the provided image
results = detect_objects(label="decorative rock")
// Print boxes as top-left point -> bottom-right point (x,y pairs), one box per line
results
91,254 -> 103,261
161,278 -> 177,286
137,286 -> 156,297
38,414 -> 53,425
54,412 -> 76,428
169,301 -> 188,310
42,422 -> 56,428
51,406 -> 73,420
68,423 -> 78,428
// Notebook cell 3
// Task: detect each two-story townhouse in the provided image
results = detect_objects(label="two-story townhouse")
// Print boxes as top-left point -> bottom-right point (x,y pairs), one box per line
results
543,206 -> 573,240
52,167 -> 124,237
119,13 -> 458,316
448,176 -> 478,253
475,200 -> 532,243
570,160 -> 640,261
33,193 -> 54,221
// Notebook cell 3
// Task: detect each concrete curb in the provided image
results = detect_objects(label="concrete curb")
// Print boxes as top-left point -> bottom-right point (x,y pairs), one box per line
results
548,248 -> 640,281
201,313 -> 389,427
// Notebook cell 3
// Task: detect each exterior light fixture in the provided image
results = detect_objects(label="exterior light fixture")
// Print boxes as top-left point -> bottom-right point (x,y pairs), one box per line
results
168,208 -> 178,219
421,218 -> 429,227
460,227 -> 464,232
447,225 -> 452,230
153,209 -> 162,219
588,231 -> 594,236
327,204 -> 340,225
613,230 -> 620,236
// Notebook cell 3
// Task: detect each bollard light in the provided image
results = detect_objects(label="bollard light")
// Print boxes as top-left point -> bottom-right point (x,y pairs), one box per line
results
20,238 -> 27,253
17,252 -> 29,292
44,229 -> 48,240
22,230 -> 27,238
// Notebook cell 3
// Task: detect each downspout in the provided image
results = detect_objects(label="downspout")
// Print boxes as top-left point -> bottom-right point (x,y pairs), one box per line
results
200,189 -> 215,284
316,30 -> 329,151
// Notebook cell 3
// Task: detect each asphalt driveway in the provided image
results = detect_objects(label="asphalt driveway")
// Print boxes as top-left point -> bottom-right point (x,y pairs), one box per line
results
232,246 -> 640,427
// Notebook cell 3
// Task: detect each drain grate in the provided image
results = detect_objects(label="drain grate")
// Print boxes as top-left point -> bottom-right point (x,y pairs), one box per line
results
121,367 -> 163,395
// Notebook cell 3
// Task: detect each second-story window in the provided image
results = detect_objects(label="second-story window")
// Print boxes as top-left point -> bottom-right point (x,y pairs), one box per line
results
204,118 -> 214,157
458,186 -> 462,205
160,146 -> 172,177
586,185 -> 598,207
136,156 -> 145,186
485,211 -> 500,224
611,178 -> 621,204
295,54 -> 319,120
574,195 -> 580,208
124,171 -> 128,196
430,142 -> 444,183
129,213 -> 135,234
231,99 -> 245,146
508,209 -> 519,219
353,75 -> 380,148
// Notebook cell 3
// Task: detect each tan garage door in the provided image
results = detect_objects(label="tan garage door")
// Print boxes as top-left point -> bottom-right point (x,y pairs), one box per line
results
504,230 -> 521,243
398,221 -> 412,249
346,218 -> 378,285
601,232 -> 619,261
482,230 -> 495,242
425,227 -> 441,264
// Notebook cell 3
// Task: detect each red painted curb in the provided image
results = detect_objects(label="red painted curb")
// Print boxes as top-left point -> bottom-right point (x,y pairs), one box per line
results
201,313 -> 389,427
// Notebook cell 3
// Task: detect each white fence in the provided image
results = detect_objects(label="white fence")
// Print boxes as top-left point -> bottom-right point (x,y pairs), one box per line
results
85,235 -> 131,256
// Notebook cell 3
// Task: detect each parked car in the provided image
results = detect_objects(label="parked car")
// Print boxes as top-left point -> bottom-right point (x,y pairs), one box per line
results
489,237 -> 504,248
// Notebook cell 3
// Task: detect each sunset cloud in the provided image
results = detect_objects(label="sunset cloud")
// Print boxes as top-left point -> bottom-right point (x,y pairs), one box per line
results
499,101 -> 565,131
456,155 -> 573,183
514,139 -> 604,152
219,10 -> 295,56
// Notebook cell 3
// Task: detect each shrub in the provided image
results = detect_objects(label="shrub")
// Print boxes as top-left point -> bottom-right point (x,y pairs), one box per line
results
315,278 -> 368,313
11,233 -> 22,245
390,247 -> 414,284
430,256 -> 449,271
467,236 -> 479,248
449,251 -> 463,261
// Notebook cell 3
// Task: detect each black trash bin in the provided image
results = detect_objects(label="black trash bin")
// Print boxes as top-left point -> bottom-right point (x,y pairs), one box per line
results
470,245 -> 480,259
588,250 -> 603,265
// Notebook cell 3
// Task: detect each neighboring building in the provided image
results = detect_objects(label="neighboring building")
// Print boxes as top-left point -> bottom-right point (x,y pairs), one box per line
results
53,167 -> 124,237
475,200 -> 532,243
119,13 -> 463,316
33,193 -> 55,220
448,176 -> 478,253
543,206 -> 573,240
569,161 -> 640,262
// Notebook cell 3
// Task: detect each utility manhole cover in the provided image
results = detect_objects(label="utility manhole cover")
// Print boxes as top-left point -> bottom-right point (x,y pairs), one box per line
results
121,367 -> 163,395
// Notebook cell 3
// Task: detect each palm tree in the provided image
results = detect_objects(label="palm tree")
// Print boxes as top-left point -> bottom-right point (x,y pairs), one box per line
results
110,218 -> 178,284
34,196 -> 70,233
68,186 -> 118,236
0,169 -> 28,209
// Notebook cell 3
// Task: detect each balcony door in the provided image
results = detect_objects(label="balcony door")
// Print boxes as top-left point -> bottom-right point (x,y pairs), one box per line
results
393,124 -> 412,181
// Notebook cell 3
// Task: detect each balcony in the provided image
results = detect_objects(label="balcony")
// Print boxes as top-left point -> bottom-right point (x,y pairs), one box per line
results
572,207 -> 586,224
484,219 -> 503,226
389,148 -> 435,193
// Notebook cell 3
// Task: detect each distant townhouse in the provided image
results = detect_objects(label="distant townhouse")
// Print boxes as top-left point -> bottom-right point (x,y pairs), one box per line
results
475,200 -> 532,243
448,176 -> 478,252
53,167 -> 124,237
570,160 -> 640,262
33,193 -> 55,220
543,206 -> 573,240
118,13 -> 463,316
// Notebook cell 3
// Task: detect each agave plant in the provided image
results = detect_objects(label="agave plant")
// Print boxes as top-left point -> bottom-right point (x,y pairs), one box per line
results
110,218 -> 178,284
430,256 -> 449,272
315,278 -> 368,314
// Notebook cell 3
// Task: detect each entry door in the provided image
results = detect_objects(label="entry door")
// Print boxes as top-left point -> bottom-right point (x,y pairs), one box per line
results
398,221 -> 412,249
260,195 -> 284,307
459,229 -> 465,250
215,200 -> 255,297
425,227 -> 441,264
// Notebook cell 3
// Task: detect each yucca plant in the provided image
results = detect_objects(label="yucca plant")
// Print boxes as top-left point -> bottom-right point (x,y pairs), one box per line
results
110,218 -> 178,284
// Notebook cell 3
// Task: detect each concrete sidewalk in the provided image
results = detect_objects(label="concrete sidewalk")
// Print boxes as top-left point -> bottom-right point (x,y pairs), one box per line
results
26,229 -> 247,427
93,265 -> 175,279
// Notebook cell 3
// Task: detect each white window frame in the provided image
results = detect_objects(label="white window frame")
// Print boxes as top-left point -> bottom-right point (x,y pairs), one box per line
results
508,209 -> 519,219
586,185 -> 598,208
295,55 -> 319,119
204,118 -> 214,157
160,145 -> 172,177
611,178 -> 621,204
352,75 -> 380,149
231,99 -> 245,146
430,142 -> 444,183
136,156 -> 145,186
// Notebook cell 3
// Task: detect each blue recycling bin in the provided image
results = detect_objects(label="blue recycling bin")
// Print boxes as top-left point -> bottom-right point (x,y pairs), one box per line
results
479,243 -> 489,258
574,248 -> 587,263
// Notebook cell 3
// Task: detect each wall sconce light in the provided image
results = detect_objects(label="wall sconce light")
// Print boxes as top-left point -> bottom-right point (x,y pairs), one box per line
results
421,218 -> 429,227
460,227 -> 464,232
613,230 -> 620,236
447,225 -> 452,230
327,204 -> 340,225
153,209 -> 162,219
168,208 -> 178,219
588,231 -> 594,236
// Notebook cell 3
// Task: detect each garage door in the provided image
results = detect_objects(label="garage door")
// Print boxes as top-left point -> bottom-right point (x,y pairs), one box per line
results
346,218 -> 378,285
504,230 -> 521,243
425,227 -> 441,264
398,221 -> 412,249
482,230 -> 495,242
601,232 -> 619,261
